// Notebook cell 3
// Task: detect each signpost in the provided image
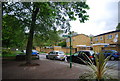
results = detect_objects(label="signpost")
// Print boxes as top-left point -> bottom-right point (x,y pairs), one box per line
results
63,34 -> 72,68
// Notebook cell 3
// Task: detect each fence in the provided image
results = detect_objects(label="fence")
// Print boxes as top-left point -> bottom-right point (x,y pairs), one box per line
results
36,46 -> 76,53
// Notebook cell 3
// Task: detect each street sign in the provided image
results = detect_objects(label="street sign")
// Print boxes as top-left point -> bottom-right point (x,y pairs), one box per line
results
63,35 -> 68,37
63,35 -> 72,37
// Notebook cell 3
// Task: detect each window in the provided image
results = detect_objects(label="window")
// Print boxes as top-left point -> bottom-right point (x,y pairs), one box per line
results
107,35 -> 112,39
49,52 -> 54,54
59,51 -> 64,54
100,36 -> 103,40
115,34 -> 118,38
83,51 -> 90,56
95,37 -> 98,41
105,51 -> 113,53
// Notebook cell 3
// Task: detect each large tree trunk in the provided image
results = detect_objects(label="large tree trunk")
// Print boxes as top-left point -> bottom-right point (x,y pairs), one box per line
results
26,6 -> 39,64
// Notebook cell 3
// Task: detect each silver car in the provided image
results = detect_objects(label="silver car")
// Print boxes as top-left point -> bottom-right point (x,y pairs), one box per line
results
46,51 -> 65,60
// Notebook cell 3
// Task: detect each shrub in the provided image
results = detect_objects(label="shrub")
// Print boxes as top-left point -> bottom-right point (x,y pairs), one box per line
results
79,52 -> 114,80
2,48 -> 12,54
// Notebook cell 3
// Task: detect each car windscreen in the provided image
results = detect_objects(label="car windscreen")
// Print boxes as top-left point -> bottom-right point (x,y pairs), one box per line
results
78,51 -> 90,58
105,51 -> 113,53
32,50 -> 38,52
89,51 -> 94,55
49,52 -> 54,54
56,52 -> 59,54
111,50 -> 118,53
83,51 -> 90,56
58,51 -> 64,54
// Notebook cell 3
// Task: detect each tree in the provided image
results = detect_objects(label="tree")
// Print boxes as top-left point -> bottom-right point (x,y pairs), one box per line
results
33,30 -> 62,47
58,41 -> 66,47
89,34 -> 94,42
116,23 -> 120,30
3,1 -> 89,64
68,31 -> 78,36
2,14 -> 27,49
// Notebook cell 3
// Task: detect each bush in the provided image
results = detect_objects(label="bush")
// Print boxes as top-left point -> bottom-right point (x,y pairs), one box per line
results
79,52 -> 114,80
2,48 -> 23,57
2,48 -> 12,54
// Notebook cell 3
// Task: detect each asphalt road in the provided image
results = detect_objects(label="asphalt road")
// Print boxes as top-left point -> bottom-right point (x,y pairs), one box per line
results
39,54 -> 120,70
3,54 -> 119,79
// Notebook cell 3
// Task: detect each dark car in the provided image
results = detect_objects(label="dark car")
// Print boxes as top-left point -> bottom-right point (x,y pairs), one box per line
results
100,50 -> 120,60
66,50 -> 95,64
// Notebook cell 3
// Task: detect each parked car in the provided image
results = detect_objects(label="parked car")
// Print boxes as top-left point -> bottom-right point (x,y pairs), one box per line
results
66,50 -> 96,64
22,50 -> 39,55
22,50 -> 40,59
46,51 -> 65,60
100,50 -> 120,60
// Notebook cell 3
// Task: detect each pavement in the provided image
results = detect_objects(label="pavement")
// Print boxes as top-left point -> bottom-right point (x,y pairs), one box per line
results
3,60 -> 91,79
2,54 -> 120,79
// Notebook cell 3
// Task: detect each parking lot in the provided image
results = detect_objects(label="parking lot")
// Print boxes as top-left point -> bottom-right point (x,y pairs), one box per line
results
2,54 -> 119,79
39,54 -> 120,70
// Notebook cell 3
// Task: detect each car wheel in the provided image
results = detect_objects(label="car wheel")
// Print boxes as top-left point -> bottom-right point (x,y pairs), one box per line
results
67,59 -> 70,63
62,58 -> 65,61
110,56 -> 115,61
37,55 -> 40,59
53,57 -> 56,60
46,56 -> 49,59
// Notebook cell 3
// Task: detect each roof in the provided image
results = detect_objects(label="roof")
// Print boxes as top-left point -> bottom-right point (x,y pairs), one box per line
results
94,30 -> 120,37
92,43 -> 109,46
76,45 -> 92,47
71,34 -> 89,38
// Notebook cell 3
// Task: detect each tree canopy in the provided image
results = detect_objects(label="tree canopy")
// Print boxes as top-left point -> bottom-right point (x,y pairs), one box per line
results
116,23 -> 120,30
2,1 -> 89,64
2,14 -> 27,49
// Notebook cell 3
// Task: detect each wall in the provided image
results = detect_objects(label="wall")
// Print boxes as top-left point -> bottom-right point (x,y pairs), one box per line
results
93,32 -> 120,44
93,45 -> 104,53
35,47 -> 41,51
93,45 -> 120,53
61,47 -> 76,53
53,46 -> 62,51
77,47 -> 91,51
104,33 -> 117,44
118,32 -> 120,44
36,46 -> 76,53
66,34 -> 91,48
104,47 -> 116,51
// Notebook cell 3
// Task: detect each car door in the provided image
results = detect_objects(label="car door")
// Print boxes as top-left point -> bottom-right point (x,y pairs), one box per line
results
78,51 -> 90,61
75,51 -> 83,63
58,51 -> 65,59
48,51 -> 54,59
105,51 -> 112,57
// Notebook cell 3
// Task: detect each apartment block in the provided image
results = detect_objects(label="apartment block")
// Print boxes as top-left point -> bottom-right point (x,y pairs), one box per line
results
92,30 -> 120,53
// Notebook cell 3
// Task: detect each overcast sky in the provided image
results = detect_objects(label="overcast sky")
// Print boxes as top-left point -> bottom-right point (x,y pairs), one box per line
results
70,0 -> 119,36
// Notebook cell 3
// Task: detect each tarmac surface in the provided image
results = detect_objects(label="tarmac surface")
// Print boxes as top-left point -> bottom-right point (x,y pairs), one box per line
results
3,60 -> 92,79
2,54 -> 119,80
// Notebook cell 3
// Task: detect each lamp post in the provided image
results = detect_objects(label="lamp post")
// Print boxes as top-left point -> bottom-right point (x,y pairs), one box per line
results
69,35 -> 72,68
63,34 -> 72,68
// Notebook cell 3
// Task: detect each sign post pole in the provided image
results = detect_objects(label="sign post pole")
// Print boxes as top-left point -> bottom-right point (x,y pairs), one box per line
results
63,34 -> 72,68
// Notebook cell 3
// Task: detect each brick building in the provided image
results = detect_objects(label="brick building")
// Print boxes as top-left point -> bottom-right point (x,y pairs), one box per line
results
92,30 -> 120,53
66,34 -> 91,52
